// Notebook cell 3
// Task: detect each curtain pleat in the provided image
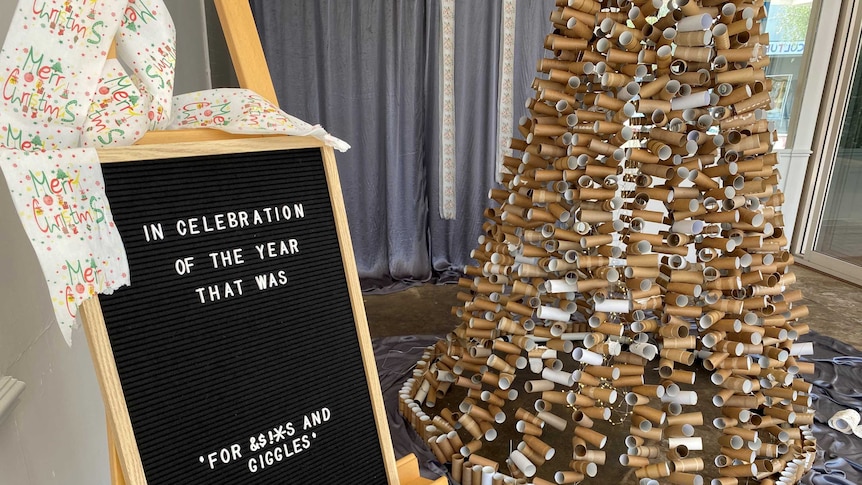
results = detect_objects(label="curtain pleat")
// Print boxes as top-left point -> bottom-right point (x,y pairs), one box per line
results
251,0 -> 550,290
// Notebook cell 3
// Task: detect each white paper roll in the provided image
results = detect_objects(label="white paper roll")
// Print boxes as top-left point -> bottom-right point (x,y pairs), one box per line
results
661,390 -> 698,405
670,219 -> 704,235
560,332 -> 590,341
509,449 -> 536,477
671,91 -> 712,110
542,367 -> 575,387
546,279 -> 578,293
481,466 -> 495,485
677,13 -> 713,31
629,341 -> 658,360
828,409 -> 861,434
669,436 -> 703,451
529,357 -> 544,374
790,342 -> 814,356
536,305 -> 571,322
572,347 -> 605,366
594,298 -> 632,313
537,349 -> 557,359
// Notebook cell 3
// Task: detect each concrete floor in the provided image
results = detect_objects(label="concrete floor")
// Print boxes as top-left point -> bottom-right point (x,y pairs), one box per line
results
362,264 -> 862,483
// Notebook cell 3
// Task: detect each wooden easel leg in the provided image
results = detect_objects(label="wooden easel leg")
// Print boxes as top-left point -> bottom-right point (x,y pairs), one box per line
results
107,413 -> 126,485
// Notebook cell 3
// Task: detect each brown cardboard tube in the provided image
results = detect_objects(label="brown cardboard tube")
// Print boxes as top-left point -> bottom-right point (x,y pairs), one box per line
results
436,434 -> 456,460
718,463 -> 757,477
568,0 -> 600,14
673,457 -> 706,473
711,478 -> 738,485
471,463 -> 483,483
660,348 -> 696,366
517,419 -> 543,436
718,47 -> 760,63
469,404 -> 497,424
540,390 -> 571,405
646,139 -> 672,160
546,34 -> 588,52
668,471 -> 703,485
663,305 -> 703,318
461,439 -> 483,457
582,406 -> 611,421
676,29 -> 712,46
515,408 -> 544,428
763,405 -> 796,423
581,385 -> 618,403
633,405 -> 666,425
674,46 -> 714,63
531,479 -> 555,485
726,18 -> 753,36
574,426 -> 608,448
637,98 -> 672,114
459,413 -> 483,439
631,445 -> 662,458
467,453 -> 499,471
667,411 -> 704,427
602,71 -> 633,87
523,435 -> 554,461
635,462 -> 672,479
639,74 -> 670,98
716,356 -> 751,371
497,317 -> 527,336
593,93 -> 627,111
576,448 -> 606,465
733,90 -> 772,114
621,454 -> 651,467
715,67 -> 759,86
452,454 -> 464,482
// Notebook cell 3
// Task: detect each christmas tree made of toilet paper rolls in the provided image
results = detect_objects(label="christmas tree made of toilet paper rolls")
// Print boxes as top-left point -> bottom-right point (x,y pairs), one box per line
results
401,1 -> 816,484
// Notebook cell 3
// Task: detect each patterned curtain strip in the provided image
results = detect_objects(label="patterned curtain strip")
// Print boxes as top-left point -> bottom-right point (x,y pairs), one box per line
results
439,0 -> 457,220
496,0 -> 517,183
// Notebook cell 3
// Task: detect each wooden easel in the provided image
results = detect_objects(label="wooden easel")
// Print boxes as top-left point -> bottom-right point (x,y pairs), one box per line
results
98,2 -> 444,484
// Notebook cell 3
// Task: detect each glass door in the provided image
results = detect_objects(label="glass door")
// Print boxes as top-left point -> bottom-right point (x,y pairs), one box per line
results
800,3 -> 862,285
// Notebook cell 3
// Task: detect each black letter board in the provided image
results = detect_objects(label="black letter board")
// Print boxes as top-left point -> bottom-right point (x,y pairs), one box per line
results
80,137 -> 398,484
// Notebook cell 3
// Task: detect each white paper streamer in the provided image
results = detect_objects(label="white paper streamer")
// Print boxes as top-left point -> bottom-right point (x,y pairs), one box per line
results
0,0 -> 348,346
167,90 -> 349,152
0,149 -> 130,343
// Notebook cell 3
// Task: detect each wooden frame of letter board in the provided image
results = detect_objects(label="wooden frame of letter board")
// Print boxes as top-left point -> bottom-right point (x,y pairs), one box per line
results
78,1 -> 443,484
81,137 -> 402,484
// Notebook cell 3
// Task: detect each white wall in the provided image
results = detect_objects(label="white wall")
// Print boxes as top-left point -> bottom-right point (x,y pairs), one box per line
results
0,2 -> 210,484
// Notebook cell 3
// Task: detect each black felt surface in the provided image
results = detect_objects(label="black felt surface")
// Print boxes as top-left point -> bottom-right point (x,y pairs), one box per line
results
99,148 -> 387,484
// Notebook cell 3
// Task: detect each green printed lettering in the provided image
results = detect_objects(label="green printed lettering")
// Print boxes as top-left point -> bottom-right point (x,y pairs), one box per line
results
97,128 -> 124,145
144,65 -> 165,89
89,195 -> 105,223
29,170 -> 51,197
87,20 -> 104,45
22,48 -> 45,72
61,99 -> 77,122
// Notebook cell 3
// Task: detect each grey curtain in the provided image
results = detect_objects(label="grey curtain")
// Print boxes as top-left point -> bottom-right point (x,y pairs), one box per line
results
251,0 -> 553,290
